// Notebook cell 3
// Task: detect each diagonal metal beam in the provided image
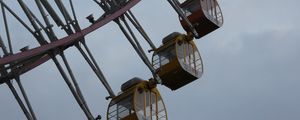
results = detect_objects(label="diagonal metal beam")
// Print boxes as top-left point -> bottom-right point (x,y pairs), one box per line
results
125,11 -> 156,50
60,52 -> 94,118
51,55 -> 95,120
0,0 -> 35,34
15,77 -> 37,120
114,17 -> 161,83
1,3 -> 13,54
17,0 -> 48,45
75,44 -> 115,97
7,82 -> 34,120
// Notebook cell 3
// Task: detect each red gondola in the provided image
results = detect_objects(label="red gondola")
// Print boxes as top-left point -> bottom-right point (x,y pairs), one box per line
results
179,0 -> 223,38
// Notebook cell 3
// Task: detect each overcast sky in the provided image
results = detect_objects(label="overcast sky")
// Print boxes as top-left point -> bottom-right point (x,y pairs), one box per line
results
0,0 -> 300,120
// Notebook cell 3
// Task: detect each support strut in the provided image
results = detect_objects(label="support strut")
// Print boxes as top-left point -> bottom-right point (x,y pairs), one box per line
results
75,44 -> 115,97
114,17 -> 161,83
51,55 -> 95,120
125,11 -> 156,50
7,82 -> 34,120
15,77 -> 37,120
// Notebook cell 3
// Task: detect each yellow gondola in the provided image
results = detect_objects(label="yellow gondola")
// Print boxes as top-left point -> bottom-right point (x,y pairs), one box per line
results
179,0 -> 223,38
152,32 -> 203,90
107,78 -> 168,120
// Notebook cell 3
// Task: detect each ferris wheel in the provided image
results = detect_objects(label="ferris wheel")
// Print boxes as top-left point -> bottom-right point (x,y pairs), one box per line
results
0,0 -> 223,120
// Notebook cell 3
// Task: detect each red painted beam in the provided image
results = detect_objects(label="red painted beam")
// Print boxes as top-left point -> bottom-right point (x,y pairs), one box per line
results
0,54 -> 52,84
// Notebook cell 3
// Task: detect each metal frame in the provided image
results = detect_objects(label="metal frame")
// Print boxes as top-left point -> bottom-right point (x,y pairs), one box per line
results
0,0 -> 140,120
0,0 -> 140,83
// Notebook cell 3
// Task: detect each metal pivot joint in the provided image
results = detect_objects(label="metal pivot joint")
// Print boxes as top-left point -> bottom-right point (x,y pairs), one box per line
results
167,0 -> 200,38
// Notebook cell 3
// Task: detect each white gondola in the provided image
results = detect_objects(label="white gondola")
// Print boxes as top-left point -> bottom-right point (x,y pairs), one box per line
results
107,78 -> 168,120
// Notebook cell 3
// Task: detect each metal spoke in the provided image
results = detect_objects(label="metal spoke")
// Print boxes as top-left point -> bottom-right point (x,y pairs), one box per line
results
0,0 -> 35,34
51,55 -> 95,120
35,0 -> 58,42
75,44 -> 115,97
81,41 -> 115,97
0,35 -> 9,55
125,11 -> 156,50
15,77 -> 37,120
7,82 -> 34,120
17,0 -> 48,45
114,17 -> 161,83
1,3 -> 13,54
60,52 -> 93,116
69,0 -> 79,25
